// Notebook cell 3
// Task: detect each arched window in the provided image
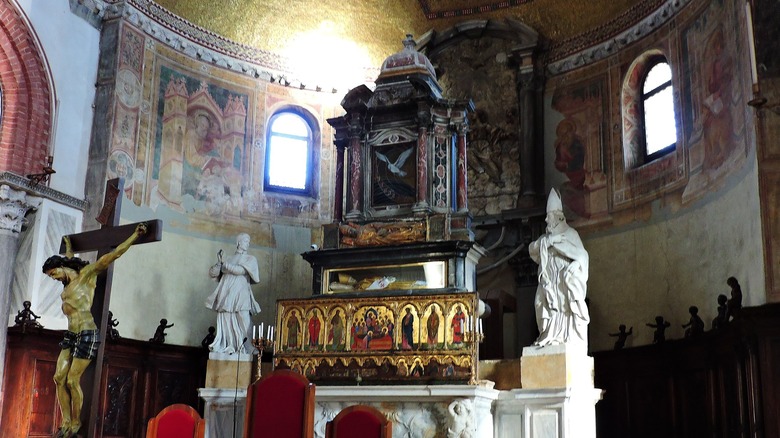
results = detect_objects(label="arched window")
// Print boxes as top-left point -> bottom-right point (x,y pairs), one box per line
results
640,58 -> 676,161
264,110 -> 314,195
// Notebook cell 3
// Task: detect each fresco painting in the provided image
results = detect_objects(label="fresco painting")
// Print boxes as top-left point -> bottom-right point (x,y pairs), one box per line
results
680,0 -> 748,199
151,64 -> 251,218
550,78 -> 609,223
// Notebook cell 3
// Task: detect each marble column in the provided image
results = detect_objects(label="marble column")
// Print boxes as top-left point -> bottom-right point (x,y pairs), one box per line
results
332,142 -> 346,223
414,107 -> 430,213
513,49 -> 544,207
345,117 -> 364,220
0,184 -> 41,397
455,123 -> 469,212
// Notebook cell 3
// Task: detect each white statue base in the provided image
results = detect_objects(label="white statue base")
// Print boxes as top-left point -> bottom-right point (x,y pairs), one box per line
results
491,344 -> 601,438
198,387 -> 247,438
199,352 -> 253,438
494,387 -> 603,438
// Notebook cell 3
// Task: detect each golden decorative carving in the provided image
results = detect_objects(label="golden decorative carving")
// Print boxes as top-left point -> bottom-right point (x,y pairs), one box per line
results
275,292 -> 479,383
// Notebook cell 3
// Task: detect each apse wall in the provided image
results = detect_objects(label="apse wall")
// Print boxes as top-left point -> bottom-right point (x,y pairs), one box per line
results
92,9 -> 346,347
543,0 -> 765,350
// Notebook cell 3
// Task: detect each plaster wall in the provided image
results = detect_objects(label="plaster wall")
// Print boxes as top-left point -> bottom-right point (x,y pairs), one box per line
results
538,0 -> 766,351
584,161 -> 764,351
109,203 -> 315,346
15,0 -> 99,199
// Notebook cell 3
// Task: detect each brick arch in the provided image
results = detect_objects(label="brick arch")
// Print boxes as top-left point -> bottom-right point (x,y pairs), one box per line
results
0,0 -> 53,175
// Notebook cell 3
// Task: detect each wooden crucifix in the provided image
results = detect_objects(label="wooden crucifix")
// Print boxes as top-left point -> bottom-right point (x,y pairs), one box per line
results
50,178 -> 162,438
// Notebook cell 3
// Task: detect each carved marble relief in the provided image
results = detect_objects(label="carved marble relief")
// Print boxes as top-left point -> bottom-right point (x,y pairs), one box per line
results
432,37 -> 522,216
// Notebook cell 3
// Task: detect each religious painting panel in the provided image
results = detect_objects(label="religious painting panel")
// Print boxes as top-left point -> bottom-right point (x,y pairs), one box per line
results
325,307 -> 348,352
350,305 -> 395,352
366,127 -> 419,215
304,308 -> 324,351
678,0 -> 751,201
370,141 -> 417,208
275,292 -> 479,384
549,76 -> 610,225
421,303 -> 443,350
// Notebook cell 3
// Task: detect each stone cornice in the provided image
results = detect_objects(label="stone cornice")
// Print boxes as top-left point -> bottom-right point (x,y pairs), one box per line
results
0,172 -> 88,212
547,0 -> 692,75
70,0 -> 378,92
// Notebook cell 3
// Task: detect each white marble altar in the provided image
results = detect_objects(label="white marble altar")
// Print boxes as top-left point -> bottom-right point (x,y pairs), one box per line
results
313,384 -> 499,438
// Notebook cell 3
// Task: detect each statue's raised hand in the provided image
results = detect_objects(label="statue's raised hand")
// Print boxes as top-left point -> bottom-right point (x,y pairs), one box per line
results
136,222 -> 148,236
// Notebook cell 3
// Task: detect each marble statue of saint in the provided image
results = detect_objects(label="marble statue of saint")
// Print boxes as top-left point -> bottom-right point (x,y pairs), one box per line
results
205,233 -> 261,354
528,189 -> 590,347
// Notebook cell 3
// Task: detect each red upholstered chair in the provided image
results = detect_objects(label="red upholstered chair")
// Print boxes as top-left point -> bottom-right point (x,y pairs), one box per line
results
244,369 -> 316,438
146,403 -> 205,438
325,405 -> 392,438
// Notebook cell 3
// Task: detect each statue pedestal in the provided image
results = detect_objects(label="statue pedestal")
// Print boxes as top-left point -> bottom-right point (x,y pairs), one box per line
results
204,352 -> 253,388
199,352 -> 253,438
494,387 -> 603,438
520,344 -> 593,389
493,344 -> 601,438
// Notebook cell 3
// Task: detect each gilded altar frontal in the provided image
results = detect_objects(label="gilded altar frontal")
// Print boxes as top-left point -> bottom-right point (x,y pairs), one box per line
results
275,292 -> 479,384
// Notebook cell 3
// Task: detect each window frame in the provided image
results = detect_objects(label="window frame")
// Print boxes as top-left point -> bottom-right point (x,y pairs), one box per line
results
263,108 -> 317,197
639,56 -> 677,163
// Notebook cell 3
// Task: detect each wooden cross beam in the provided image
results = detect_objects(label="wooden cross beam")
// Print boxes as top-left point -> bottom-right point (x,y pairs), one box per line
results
58,178 -> 162,438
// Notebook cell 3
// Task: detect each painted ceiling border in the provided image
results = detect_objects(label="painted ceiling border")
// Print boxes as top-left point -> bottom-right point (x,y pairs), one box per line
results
417,0 -> 535,20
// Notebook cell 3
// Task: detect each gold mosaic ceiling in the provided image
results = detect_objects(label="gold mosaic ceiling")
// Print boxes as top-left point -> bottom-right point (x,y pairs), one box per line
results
154,0 -> 648,68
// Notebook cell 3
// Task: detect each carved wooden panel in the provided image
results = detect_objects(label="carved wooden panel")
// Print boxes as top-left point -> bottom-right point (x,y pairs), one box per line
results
593,304 -> 780,438
1,328 -> 207,438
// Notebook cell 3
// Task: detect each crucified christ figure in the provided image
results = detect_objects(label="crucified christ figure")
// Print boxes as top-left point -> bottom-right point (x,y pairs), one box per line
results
42,222 -> 148,438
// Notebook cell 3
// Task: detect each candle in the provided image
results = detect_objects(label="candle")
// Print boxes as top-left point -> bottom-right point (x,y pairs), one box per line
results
478,318 -> 483,334
270,326 -> 274,339
259,322 -> 264,339
253,325 -> 257,339
746,2 -> 758,85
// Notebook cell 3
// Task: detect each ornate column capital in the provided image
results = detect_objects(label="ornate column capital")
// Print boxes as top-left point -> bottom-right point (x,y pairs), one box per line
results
0,185 -> 41,234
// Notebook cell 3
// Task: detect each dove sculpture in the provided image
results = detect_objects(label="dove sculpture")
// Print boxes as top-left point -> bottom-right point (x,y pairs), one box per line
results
375,147 -> 414,177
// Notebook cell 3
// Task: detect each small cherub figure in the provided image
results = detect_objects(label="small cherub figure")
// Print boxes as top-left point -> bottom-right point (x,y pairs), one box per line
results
647,316 -> 671,344
14,300 -> 42,330
712,294 -> 729,330
150,318 -> 174,344
726,277 -> 742,321
608,324 -> 633,350
201,326 -> 216,349
107,311 -> 120,341
682,306 -> 705,338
